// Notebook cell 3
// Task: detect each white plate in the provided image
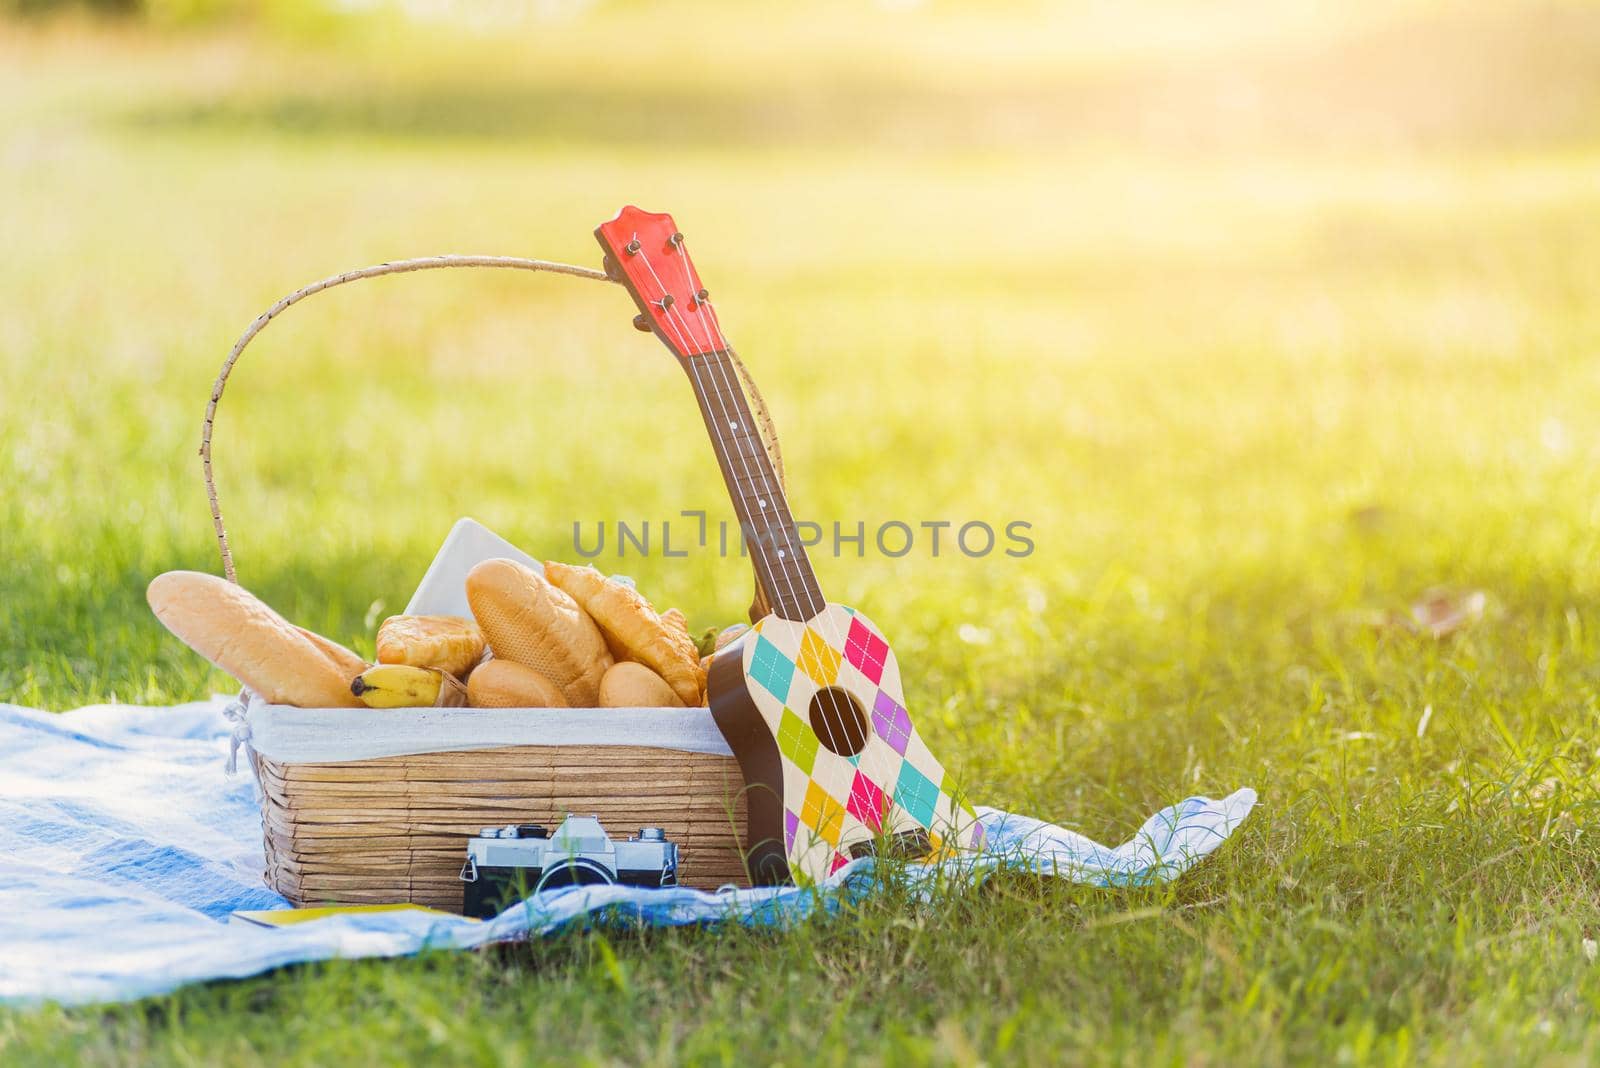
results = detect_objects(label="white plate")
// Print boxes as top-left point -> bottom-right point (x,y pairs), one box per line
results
403,517 -> 541,620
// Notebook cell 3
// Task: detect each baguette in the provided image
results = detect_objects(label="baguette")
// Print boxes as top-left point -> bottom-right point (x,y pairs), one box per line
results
147,571 -> 364,707
296,625 -> 369,680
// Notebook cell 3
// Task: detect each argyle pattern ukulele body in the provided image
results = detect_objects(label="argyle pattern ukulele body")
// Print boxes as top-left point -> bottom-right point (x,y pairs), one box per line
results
734,604 -> 985,882
596,207 -> 983,885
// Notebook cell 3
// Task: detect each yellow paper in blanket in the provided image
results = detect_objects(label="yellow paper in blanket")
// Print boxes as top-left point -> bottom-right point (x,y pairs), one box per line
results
230,903 -> 477,928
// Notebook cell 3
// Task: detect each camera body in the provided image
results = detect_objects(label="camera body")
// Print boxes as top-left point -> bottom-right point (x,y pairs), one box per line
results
460,814 -> 679,919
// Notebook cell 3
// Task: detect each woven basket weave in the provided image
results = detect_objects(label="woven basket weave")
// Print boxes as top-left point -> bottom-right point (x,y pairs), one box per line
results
204,255 -> 782,908
252,746 -> 748,907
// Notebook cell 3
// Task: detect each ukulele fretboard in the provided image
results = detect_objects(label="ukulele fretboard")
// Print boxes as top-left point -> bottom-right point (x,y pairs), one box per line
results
684,348 -> 825,621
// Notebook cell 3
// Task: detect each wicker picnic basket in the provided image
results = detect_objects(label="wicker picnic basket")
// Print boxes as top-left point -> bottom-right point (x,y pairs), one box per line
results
250,739 -> 748,909
202,255 -> 786,909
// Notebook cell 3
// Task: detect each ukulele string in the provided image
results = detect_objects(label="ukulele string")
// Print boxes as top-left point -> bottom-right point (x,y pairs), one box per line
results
688,317 -> 877,846
685,247 -> 908,844
675,248 -> 847,649
665,244 -> 832,635
630,232 -> 695,358
685,359 -> 846,764
684,245 -> 928,850
633,249 -> 801,622
677,268 -> 818,611
647,239 -> 856,770
678,328 -> 853,763
670,242 -> 866,774
674,252 -> 834,635
667,242 -> 814,619
629,242 -> 839,763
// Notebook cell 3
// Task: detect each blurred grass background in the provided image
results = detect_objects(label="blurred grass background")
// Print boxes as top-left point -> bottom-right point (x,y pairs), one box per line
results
3,0 -> 1600,1063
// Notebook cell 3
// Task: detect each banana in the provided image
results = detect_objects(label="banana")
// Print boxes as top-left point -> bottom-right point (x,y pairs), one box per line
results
350,664 -> 444,708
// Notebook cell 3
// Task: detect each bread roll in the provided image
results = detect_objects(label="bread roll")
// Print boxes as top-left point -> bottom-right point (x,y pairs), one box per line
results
598,661 -> 683,708
466,559 -> 612,706
543,561 -> 702,706
147,571 -> 363,707
661,607 -> 688,634
466,659 -> 567,708
377,615 -> 484,677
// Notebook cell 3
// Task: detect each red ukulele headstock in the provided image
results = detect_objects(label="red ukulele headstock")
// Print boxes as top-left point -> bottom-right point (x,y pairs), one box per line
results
595,206 -> 725,360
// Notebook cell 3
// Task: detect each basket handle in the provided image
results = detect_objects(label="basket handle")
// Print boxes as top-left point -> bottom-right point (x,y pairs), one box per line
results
200,254 -> 787,621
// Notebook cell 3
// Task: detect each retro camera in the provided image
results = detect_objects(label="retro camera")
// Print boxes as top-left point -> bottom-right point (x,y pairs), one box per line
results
460,814 -> 679,919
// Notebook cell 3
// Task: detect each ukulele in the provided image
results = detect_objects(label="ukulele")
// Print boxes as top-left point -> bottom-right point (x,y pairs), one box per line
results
596,206 -> 985,885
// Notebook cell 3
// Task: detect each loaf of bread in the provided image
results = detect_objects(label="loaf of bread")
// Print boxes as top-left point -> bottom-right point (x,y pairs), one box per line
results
376,615 -> 484,677
466,659 -> 567,708
543,562 -> 702,706
598,661 -> 684,708
146,571 -> 364,707
466,559 -> 612,706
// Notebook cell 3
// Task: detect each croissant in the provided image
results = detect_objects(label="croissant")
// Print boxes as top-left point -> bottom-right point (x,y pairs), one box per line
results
543,562 -> 702,706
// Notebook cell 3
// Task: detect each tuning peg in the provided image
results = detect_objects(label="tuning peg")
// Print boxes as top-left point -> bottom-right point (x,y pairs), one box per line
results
632,313 -> 651,332
602,255 -> 623,282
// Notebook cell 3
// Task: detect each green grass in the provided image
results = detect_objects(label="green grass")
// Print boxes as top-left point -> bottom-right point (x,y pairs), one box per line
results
4,2 -> 1600,1063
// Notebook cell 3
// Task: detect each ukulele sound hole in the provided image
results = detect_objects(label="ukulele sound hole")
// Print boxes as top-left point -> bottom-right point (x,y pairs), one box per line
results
808,687 -> 869,756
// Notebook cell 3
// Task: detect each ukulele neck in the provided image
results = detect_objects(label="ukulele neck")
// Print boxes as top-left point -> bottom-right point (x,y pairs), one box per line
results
683,348 -> 825,622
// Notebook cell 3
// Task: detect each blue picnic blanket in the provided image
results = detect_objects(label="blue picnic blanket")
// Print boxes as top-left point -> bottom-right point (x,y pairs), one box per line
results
0,698 -> 1256,1006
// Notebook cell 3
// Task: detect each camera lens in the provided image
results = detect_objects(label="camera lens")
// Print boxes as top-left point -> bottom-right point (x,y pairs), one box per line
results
535,858 -> 615,891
